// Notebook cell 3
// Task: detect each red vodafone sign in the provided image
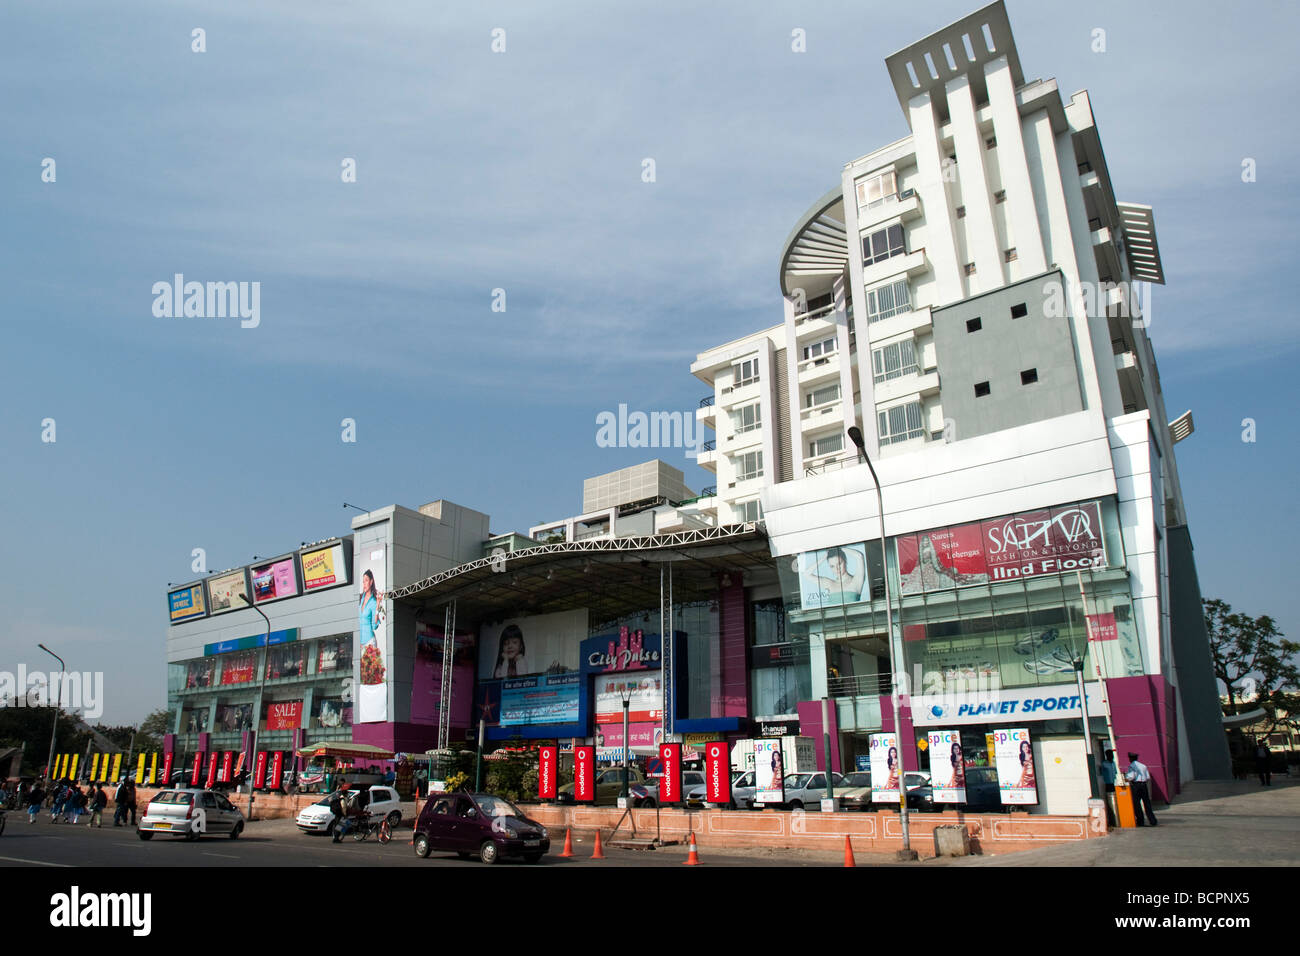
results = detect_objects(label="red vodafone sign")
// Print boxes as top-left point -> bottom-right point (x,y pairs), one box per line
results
205,752 -> 220,788
705,741 -> 731,804
574,746 -> 595,802
253,751 -> 268,789
269,751 -> 284,790
538,746 -> 558,800
162,752 -> 175,786
659,743 -> 682,803
192,752 -> 205,786
220,751 -> 234,783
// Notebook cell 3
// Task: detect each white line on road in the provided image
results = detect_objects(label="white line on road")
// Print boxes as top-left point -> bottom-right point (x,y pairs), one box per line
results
0,854 -> 72,867
202,852 -> 240,859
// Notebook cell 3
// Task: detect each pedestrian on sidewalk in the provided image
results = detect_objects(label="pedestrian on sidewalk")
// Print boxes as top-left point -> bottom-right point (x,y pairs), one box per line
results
1099,750 -> 1118,826
27,784 -> 45,824
89,784 -> 108,827
49,782 -> 68,823
1254,742 -> 1272,786
1124,753 -> 1158,827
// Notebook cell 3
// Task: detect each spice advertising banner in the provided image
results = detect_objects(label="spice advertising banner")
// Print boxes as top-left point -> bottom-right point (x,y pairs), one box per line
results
251,556 -> 299,604
301,541 -> 348,592
538,746 -> 558,800
356,543 -> 388,723
574,745 -> 595,802
928,730 -> 966,803
168,583 -> 207,623
659,743 -> 682,803
796,542 -> 870,609
753,737 -> 787,805
870,732 -> 901,803
992,728 -> 1038,805
207,569 -> 250,615
266,700 -> 302,731
705,742 -> 731,804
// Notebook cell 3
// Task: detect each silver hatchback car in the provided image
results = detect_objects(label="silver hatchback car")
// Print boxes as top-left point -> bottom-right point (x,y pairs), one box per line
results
138,789 -> 245,840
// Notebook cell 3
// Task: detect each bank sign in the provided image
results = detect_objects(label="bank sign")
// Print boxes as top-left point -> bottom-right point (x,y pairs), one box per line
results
912,683 -> 1105,726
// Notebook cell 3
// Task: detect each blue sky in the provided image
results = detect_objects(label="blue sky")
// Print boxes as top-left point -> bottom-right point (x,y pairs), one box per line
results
2,0 -> 1296,724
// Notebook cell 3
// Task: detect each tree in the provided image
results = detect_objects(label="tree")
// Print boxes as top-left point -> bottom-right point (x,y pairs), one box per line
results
1204,598 -> 1299,734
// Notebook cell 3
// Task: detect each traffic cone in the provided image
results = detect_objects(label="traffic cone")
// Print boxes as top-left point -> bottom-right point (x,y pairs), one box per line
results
843,835 -> 856,867
559,828 -> 574,857
591,829 -> 605,859
683,831 -> 701,865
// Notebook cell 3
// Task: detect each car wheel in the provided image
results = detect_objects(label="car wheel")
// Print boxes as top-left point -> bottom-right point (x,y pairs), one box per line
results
479,840 -> 499,865
728,799 -> 738,811
185,829 -> 200,841
386,810 -> 401,828
413,834 -> 431,858
523,853 -> 542,864
790,800 -> 803,811
137,830 -> 153,841
325,819 -> 336,836
641,798 -> 656,809
229,822 -> 243,840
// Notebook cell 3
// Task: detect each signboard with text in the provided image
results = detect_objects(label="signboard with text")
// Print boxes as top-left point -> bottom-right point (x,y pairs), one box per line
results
869,733 -> 900,803
704,742 -> 730,804
659,743 -> 682,803
574,745 -> 595,802
538,746 -> 558,800
927,730 -> 966,803
992,728 -> 1038,805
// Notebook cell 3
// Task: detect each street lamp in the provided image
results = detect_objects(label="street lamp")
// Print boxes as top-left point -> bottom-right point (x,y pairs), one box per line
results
846,426 -> 916,861
239,594 -> 272,820
620,684 -> 632,802
38,644 -> 65,782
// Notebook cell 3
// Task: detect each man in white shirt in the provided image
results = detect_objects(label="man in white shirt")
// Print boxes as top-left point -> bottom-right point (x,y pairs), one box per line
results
1124,752 -> 1158,826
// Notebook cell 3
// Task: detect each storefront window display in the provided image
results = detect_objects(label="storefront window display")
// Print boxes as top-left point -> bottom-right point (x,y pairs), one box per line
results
315,634 -> 352,674
267,643 -> 306,679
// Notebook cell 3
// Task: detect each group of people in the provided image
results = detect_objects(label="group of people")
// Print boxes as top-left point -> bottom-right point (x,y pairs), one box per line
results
1098,750 -> 1158,827
326,778 -> 372,842
10,778 -> 139,828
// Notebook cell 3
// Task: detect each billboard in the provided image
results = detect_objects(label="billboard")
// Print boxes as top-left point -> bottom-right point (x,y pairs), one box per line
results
168,583 -> 207,623
574,746 -> 596,802
752,737 -> 787,805
356,543 -> 387,723
593,672 -> 663,724
207,569 -> 250,615
928,730 -> 966,803
794,543 -> 869,609
411,620 -> 476,727
869,732 -> 901,803
704,742 -> 730,804
250,556 -> 299,604
265,700 -> 302,731
300,541 -> 348,592
500,673 -> 581,726
992,728 -> 1038,805
220,651 -> 257,685
478,609 -> 587,679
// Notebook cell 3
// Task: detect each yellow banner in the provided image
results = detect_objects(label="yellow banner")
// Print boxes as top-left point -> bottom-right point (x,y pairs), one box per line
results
69,755 -> 79,780
149,752 -> 158,785
301,546 -> 339,589
136,754 -> 146,784
111,754 -> 122,781
91,754 -> 101,780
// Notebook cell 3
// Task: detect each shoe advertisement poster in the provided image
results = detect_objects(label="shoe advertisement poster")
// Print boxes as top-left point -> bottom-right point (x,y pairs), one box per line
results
928,730 -> 967,803
356,543 -> 388,723
992,728 -> 1039,804
869,732 -> 901,803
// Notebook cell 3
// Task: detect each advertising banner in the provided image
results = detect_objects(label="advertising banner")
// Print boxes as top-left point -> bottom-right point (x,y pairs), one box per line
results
266,700 -> 302,731
111,754 -> 122,782
500,673 -> 581,726
90,754 -> 100,781
928,730 -> 966,803
356,543 -> 388,723
191,752 -> 204,786
705,742 -> 731,804
992,728 -> 1038,804
752,737 -> 786,805
1087,612 -> 1118,641
149,752 -> 159,785
161,753 -> 173,787
796,542 -> 870,609
251,556 -> 300,604
207,569 -> 250,615
659,743 -> 682,803
594,672 -> 663,724
301,542 -> 348,592
220,751 -> 233,783
205,752 -> 220,788
869,732 -> 901,803
269,751 -> 284,790
595,722 -> 657,751
411,621 -> 477,727
69,755 -> 79,780
478,608 -> 587,679
313,696 -> 352,730
168,583 -> 207,623
538,746 -> 558,800
267,643 -> 305,679
574,746 -> 595,802
220,651 -> 257,685
216,703 -> 253,733
135,754 -> 146,784
254,751 -> 267,789
582,626 -> 663,675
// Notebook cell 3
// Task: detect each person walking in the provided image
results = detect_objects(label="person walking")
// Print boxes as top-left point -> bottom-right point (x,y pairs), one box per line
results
120,780 -> 137,826
1098,749 -> 1118,827
27,784 -> 45,824
49,782 -> 68,823
89,785 -> 108,827
1124,752 -> 1158,827
1254,741 -> 1272,786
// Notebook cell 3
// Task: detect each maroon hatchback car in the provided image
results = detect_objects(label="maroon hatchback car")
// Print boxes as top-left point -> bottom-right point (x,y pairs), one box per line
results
413,792 -> 551,864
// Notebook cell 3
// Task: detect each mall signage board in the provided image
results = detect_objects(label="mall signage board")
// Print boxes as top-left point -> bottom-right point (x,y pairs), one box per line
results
912,683 -> 1104,726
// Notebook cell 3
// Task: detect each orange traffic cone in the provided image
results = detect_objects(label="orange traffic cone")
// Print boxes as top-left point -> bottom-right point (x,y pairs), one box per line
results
843,835 -> 856,867
683,831 -> 701,865
591,829 -> 605,859
559,828 -> 574,858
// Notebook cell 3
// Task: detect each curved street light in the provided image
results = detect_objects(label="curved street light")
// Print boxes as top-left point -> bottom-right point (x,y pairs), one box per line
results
37,644 -> 65,782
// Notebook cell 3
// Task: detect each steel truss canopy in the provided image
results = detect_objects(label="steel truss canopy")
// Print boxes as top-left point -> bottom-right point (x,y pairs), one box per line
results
1116,202 -> 1165,284
387,524 -> 774,624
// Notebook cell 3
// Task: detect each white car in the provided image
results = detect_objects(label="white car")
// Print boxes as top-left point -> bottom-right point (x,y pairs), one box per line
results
138,789 -> 244,840
296,786 -> 403,835
686,770 -> 759,809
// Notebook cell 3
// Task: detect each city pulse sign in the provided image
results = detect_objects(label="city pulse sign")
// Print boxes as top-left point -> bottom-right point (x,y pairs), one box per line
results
583,627 -> 662,673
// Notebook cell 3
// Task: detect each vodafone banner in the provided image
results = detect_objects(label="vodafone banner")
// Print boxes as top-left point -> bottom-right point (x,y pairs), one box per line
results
161,752 -> 174,787
659,743 -> 682,803
205,752 -> 220,789
574,745 -> 595,802
704,741 -> 731,804
538,746 -> 558,800
192,752 -> 205,786
254,751 -> 268,789
220,751 -> 233,783
270,751 -> 284,790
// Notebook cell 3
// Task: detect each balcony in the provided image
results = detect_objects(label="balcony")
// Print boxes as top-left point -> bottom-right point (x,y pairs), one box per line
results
804,453 -> 858,477
828,673 -> 892,699
800,399 -> 841,427
873,369 -> 940,406
861,247 -> 928,289
697,396 -> 716,428
696,444 -> 717,472
865,304 -> 932,344
1092,226 -> 1122,283
796,351 -> 841,386
857,189 -> 923,231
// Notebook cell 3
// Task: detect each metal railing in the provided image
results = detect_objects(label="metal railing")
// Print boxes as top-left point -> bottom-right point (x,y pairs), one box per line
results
701,439 -> 716,452
828,673 -> 893,698
699,395 -> 715,408
804,453 -> 858,476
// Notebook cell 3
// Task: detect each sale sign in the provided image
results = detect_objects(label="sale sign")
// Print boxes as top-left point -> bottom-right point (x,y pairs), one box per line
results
254,751 -> 268,789
538,746 -> 558,800
704,741 -> 730,804
266,700 -> 303,730
574,745 -> 595,802
659,743 -> 682,803
270,751 -> 284,790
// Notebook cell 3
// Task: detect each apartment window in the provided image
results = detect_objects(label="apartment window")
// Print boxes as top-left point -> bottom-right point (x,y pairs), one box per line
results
862,224 -> 906,266
736,450 -> 764,482
964,262 -> 977,276
732,402 -> 762,434
871,338 -> 919,384
737,499 -> 763,522
865,278 -> 911,323
1078,160 -> 1093,173
805,382 -> 840,408
1004,248 -> 1018,262
798,291 -> 834,317
808,432 -> 844,458
1021,368 -> 1038,385
1010,303 -> 1028,319
993,190 -> 1007,204
877,401 -> 925,445
955,205 -> 966,219
985,136 -> 997,149
974,381 -> 991,398
966,317 -> 982,333
855,170 -> 898,208
801,335 -> 838,362
733,357 -> 759,387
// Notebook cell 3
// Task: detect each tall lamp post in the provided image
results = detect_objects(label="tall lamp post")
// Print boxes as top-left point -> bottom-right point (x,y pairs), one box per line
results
38,644 -> 65,782
239,594 -> 272,820
847,426 -> 916,861
620,685 -> 632,802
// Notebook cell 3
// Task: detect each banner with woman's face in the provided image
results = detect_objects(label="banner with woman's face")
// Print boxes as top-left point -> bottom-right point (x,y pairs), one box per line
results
796,543 -> 869,609
355,542 -> 388,723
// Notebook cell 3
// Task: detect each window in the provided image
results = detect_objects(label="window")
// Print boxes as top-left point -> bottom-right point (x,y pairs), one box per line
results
974,381 -> 991,397
737,499 -> 762,522
955,205 -> 966,219
993,190 -> 1007,203
985,136 -> 997,149
871,339 -> 919,384
855,169 -> 897,207
964,262 -> 977,276
732,403 -> 762,434
966,317 -> 982,333
862,224 -> 906,266
805,382 -> 840,408
733,357 -> 759,387
801,336 -> 837,362
877,401 -> 925,445
865,278 -> 911,323
1010,303 -> 1028,319
808,432 -> 844,458
1078,160 -> 1093,173
1021,368 -> 1038,385
1004,248 -> 1018,262
736,450 -> 763,482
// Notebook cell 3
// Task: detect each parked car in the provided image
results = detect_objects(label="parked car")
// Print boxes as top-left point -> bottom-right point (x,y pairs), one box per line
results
772,771 -> 846,810
413,792 -> 550,864
837,771 -> 873,810
556,767 -> 646,805
138,789 -> 244,840
907,766 -> 1005,812
686,770 -> 758,809
630,770 -> 708,807
295,785 -> 403,834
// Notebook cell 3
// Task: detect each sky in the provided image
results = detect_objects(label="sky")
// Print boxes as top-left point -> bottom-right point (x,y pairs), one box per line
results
1,0 -> 1297,725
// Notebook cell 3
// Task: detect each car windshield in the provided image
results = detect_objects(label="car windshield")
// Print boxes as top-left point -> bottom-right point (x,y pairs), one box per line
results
842,773 -> 871,787
151,791 -> 193,805
966,767 -> 997,784
474,795 -> 523,819
784,773 -> 811,789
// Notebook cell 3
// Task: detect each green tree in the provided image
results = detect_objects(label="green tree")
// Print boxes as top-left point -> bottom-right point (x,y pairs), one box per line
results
1204,598 -> 1299,734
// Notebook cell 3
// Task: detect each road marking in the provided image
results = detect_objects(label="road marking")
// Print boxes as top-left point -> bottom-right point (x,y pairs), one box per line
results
202,852 -> 239,859
0,854 -> 72,867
